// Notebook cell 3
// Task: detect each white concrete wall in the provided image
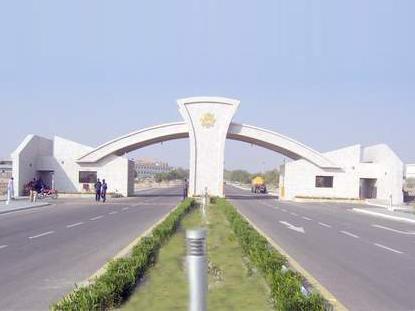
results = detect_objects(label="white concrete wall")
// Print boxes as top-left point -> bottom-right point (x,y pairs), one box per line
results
282,145 -> 361,200
281,144 -> 404,204
11,135 -> 53,196
14,136 -> 133,197
362,144 -> 404,204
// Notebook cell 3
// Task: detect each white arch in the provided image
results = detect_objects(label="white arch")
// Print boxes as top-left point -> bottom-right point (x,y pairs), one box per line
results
77,122 -> 189,163
77,122 -> 338,169
227,123 -> 338,169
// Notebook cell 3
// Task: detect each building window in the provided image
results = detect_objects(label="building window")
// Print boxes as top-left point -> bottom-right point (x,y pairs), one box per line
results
315,176 -> 334,188
79,171 -> 97,183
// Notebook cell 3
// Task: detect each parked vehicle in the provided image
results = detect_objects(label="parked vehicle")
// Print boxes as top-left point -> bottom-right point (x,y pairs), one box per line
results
251,176 -> 267,194
37,188 -> 58,200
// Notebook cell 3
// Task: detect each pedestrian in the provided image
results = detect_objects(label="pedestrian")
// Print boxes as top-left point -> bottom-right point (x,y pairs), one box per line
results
101,179 -> 108,203
6,177 -> 14,205
30,178 -> 38,202
183,178 -> 189,200
94,178 -> 102,202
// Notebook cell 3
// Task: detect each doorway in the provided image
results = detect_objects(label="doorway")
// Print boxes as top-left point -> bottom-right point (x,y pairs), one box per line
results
359,178 -> 377,199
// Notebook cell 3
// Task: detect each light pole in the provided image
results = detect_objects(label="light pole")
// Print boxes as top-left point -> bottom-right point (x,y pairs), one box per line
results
186,229 -> 207,311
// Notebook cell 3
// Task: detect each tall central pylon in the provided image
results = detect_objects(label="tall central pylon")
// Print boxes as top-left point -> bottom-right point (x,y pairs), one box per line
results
178,97 -> 240,197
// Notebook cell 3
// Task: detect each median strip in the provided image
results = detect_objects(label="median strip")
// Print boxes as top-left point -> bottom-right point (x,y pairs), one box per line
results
29,231 -> 54,239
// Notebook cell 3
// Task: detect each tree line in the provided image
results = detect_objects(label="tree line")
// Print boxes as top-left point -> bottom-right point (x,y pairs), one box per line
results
224,169 -> 279,186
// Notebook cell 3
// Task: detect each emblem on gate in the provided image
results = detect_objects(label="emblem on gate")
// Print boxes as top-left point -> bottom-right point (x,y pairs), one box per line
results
200,113 -> 216,128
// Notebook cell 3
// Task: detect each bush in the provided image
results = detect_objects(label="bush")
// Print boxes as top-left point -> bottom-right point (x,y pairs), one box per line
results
52,199 -> 196,311
217,199 -> 326,311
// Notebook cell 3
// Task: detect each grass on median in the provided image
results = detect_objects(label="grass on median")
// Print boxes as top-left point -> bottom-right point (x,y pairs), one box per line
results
51,198 -> 196,311
122,202 -> 273,311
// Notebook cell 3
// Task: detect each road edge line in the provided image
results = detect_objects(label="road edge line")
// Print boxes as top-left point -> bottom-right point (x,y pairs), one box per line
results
352,208 -> 415,224
237,210 -> 348,311
85,203 -> 181,284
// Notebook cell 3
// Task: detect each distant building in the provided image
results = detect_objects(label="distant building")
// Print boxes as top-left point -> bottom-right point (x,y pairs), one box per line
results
135,158 -> 172,180
0,159 -> 12,194
405,164 -> 415,180
280,144 -> 404,205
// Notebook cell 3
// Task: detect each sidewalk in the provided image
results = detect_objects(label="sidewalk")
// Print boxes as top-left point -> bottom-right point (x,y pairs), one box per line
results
0,199 -> 51,215
353,206 -> 415,224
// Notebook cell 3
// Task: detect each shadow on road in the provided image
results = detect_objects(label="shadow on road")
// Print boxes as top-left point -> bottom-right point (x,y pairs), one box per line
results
226,195 -> 278,200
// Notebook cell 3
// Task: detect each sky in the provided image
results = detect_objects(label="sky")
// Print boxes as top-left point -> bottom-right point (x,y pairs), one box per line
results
0,1 -> 414,172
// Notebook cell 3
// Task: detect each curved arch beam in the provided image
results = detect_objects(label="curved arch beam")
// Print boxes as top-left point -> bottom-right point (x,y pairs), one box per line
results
77,121 -> 339,169
77,122 -> 189,163
227,123 -> 339,169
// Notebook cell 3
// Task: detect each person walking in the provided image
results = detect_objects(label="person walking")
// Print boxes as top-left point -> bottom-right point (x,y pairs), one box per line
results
183,178 -> 189,200
94,179 -> 102,202
6,177 -> 14,205
101,179 -> 108,203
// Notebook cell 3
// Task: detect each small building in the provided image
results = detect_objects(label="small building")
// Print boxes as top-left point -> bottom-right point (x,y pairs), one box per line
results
135,158 -> 171,180
280,144 -> 404,205
405,164 -> 415,180
11,135 -> 135,197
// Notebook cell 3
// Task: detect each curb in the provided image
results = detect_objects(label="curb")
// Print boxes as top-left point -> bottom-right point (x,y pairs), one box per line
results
84,201 -> 183,284
0,202 -> 52,215
352,208 -> 415,224
236,208 -> 348,311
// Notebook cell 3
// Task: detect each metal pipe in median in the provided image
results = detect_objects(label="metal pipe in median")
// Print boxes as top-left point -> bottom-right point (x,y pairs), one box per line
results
186,229 -> 207,311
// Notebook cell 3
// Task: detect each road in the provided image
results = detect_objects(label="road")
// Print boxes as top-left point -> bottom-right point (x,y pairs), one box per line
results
226,185 -> 415,311
0,186 -> 182,311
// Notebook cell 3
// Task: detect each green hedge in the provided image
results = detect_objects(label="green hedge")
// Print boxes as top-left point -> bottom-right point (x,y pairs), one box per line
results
217,199 -> 326,311
52,199 -> 196,311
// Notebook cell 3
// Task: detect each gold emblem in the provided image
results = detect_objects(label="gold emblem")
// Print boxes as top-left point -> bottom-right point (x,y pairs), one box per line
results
200,113 -> 216,128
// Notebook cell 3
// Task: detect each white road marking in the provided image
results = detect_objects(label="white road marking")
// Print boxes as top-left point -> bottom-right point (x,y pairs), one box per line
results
302,216 -> 312,221
0,245 -> 8,250
318,222 -> 332,228
90,215 -> 104,221
279,221 -> 305,234
109,211 -> 118,215
372,224 -> 415,235
374,243 -> 403,254
340,230 -> 359,239
122,207 -> 130,211
29,231 -> 54,239
66,222 -> 84,229
282,209 -> 287,212
290,212 -> 298,217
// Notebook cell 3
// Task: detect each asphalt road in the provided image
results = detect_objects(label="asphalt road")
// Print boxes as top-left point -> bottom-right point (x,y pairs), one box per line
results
0,186 -> 182,311
226,185 -> 415,311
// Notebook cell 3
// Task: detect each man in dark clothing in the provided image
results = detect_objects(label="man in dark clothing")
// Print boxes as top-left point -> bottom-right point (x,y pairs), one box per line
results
183,179 -> 189,200
94,179 -> 102,202
101,179 -> 108,203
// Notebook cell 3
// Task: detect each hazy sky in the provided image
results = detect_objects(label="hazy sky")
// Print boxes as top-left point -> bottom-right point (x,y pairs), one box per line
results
1,1 -> 414,172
